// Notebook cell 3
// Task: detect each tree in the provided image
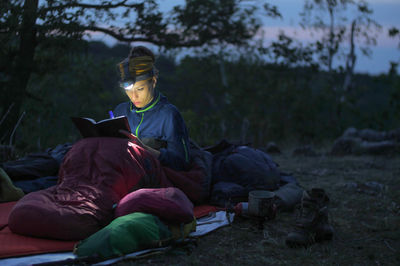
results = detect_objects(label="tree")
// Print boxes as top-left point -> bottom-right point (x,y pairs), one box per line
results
388,27 -> 400,76
341,2 -> 381,93
299,0 -> 381,75
269,31 -> 316,68
297,0 -> 381,130
0,0 -> 278,143
388,27 -> 400,49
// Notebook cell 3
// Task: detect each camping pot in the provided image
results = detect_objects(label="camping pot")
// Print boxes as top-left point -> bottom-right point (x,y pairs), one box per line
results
248,190 -> 275,218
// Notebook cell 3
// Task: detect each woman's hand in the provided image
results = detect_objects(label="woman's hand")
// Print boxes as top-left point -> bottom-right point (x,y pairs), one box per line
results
118,129 -> 160,158
118,129 -> 143,146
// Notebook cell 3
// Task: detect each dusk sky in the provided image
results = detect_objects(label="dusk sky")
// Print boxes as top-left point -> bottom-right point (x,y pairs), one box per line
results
91,0 -> 400,75
265,0 -> 400,75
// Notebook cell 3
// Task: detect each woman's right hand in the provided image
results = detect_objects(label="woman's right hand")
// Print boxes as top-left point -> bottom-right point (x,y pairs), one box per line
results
118,130 -> 143,146
118,129 -> 160,158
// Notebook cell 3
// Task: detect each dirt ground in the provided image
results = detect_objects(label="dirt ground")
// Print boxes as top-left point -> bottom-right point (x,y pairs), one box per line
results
114,150 -> 400,266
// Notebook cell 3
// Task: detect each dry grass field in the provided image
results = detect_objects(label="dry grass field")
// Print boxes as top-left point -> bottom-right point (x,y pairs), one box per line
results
114,149 -> 400,266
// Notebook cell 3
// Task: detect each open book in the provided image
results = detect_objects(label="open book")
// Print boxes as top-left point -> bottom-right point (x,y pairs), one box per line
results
71,116 -> 131,138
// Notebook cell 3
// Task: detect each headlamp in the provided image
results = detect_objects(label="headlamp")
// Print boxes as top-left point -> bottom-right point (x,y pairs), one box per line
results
118,56 -> 155,90
120,81 -> 135,90
119,71 -> 154,91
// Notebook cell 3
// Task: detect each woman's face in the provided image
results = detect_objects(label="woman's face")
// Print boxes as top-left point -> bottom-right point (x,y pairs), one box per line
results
125,78 -> 155,108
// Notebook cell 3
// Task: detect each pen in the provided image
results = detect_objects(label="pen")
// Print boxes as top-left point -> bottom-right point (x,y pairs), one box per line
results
109,110 -> 114,118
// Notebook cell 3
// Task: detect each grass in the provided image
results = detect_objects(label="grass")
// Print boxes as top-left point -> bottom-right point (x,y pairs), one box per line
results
113,149 -> 400,266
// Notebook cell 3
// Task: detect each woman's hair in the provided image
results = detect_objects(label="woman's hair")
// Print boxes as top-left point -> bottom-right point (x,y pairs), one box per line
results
129,46 -> 159,78
129,46 -> 155,61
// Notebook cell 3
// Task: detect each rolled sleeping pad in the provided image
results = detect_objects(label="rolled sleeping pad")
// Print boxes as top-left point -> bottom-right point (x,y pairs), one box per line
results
273,183 -> 304,211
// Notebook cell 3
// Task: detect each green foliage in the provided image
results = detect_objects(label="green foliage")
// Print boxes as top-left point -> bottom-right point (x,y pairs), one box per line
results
17,45 -> 126,152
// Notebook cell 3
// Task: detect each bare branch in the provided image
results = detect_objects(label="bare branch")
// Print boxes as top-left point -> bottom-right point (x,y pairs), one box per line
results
41,0 -> 142,12
82,25 -> 209,47
383,239 -> 396,252
0,103 -> 15,128
9,111 -> 25,146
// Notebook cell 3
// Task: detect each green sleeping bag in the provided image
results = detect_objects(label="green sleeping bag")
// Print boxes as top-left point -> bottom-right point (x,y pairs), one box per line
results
74,212 -> 172,259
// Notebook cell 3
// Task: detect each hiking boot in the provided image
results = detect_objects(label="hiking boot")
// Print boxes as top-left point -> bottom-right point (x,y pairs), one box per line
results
285,188 -> 334,248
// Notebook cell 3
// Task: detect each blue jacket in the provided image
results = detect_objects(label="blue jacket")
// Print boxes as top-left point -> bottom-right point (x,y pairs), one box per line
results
113,91 -> 190,171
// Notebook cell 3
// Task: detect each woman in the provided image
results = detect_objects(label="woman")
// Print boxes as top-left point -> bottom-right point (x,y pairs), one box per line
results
114,46 -> 190,171
8,47 -> 201,241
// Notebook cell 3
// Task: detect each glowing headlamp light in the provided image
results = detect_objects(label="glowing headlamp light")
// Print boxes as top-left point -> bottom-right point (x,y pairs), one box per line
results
119,71 -> 154,91
120,81 -> 135,90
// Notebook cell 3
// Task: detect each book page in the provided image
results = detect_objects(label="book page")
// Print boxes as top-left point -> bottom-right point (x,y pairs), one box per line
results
97,116 -> 126,124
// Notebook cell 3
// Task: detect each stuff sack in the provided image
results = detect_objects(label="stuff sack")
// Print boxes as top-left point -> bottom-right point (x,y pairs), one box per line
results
212,145 -> 281,191
209,181 -> 248,207
1,153 -> 59,181
115,187 -> 194,224
74,212 -> 172,259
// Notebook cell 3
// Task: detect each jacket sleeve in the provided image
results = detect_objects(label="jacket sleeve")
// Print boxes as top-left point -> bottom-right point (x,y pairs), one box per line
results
113,102 -> 128,117
158,108 -> 190,171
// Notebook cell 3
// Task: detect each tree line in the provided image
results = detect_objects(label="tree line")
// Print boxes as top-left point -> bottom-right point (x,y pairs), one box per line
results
4,40 -> 399,154
1,0 -> 399,154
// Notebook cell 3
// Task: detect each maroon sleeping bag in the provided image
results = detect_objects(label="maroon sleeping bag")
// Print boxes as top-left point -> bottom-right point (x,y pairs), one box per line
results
8,138 -> 172,240
115,187 -> 194,224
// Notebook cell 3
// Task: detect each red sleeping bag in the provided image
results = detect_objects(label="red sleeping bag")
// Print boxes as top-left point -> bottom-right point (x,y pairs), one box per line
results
8,138 -> 172,240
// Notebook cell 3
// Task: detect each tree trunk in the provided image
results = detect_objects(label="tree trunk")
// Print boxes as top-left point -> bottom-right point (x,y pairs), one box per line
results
0,0 -> 38,143
328,5 -> 334,73
342,20 -> 356,94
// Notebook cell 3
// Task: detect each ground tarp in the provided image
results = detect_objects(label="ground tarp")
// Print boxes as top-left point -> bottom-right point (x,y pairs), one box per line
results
0,202 -> 220,262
